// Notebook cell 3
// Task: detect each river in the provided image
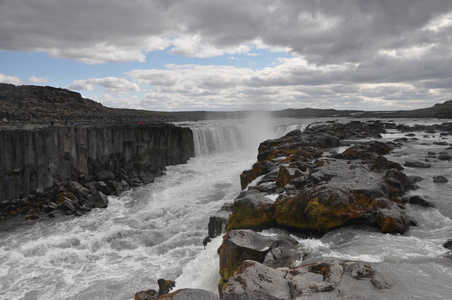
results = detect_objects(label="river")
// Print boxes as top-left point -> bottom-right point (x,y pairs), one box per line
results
1,117 -> 452,299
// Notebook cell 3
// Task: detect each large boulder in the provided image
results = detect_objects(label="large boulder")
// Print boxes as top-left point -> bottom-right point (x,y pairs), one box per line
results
222,260 -> 391,300
218,230 -> 300,287
89,190 -> 109,208
226,191 -> 276,231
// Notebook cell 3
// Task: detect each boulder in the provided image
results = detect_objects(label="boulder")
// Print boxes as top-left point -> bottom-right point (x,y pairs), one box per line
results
68,181 -> 90,198
404,160 -> 431,168
54,192 -> 78,213
89,191 -> 109,208
218,230 -> 300,283
222,260 -> 391,300
222,260 -> 291,300
139,172 -> 155,184
405,195 -> 434,207
433,175 -> 448,183
226,191 -> 276,231
438,153 -> 452,161
135,289 -> 157,300
443,239 -> 452,249
97,170 -> 116,181
240,161 -> 273,190
208,203 -> 233,238
88,181 -> 112,195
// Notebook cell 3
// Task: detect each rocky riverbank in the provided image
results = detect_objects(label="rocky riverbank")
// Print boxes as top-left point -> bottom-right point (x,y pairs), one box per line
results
0,123 -> 194,221
155,120 -> 452,299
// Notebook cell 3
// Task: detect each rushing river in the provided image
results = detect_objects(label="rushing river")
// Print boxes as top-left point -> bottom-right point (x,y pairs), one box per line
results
1,117 -> 452,299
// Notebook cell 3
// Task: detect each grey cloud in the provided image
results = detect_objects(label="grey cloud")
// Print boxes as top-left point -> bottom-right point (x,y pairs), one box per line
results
2,0 -> 452,65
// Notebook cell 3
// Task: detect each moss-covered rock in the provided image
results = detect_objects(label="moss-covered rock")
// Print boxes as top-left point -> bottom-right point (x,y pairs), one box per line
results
226,191 -> 275,231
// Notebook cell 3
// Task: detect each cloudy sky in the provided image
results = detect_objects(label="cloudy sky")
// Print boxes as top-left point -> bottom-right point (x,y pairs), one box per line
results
1,0 -> 452,111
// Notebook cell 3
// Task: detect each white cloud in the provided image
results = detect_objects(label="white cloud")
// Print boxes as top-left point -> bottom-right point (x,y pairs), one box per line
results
0,73 -> 24,85
68,77 -> 140,95
29,76 -> 49,84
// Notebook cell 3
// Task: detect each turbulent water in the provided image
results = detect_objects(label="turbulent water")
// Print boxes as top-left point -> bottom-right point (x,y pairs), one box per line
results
1,117 -> 452,299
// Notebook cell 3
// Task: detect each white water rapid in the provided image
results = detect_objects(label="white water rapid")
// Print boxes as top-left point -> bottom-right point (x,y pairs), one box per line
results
1,117 -> 452,299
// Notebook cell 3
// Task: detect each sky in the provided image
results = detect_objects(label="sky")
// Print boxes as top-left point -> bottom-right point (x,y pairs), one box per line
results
1,0 -> 452,112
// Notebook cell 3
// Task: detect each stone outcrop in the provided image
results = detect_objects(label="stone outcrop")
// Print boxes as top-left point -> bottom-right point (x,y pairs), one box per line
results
222,259 -> 391,299
211,121 -> 424,299
0,123 -> 194,220
228,123 -> 414,235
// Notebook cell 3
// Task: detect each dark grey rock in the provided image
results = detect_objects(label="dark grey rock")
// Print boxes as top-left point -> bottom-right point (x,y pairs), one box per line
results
90,191 -> 109,208
404,160 -> 431,168
97,170 -> 115,181
139,172 -> 155,184
234,190 -> 275,208
405,195 -> 434,207
120,179 -> 130,191
434,175 -> 448,183
94,181 -> 112,195
438,153 -> 452,160
443,239 -> 452,249
129,177 -> 143,187
223,260 -> 390,300
208,203 -> 232,238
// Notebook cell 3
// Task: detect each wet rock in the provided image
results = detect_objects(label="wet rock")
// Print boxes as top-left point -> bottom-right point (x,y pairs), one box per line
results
404,195 -> 434,207
227,191 -> 276,231
208,203 -> 232,238
218,230 -> 300,284
408,175 -> 423,183
240,161 -> 276,190
222,260 -> 390,300
129,177 -> 143,187
156,289 -> 219,300
158,279 -> 176,296
139,172 -> 155,184
108,180 -> 123,196
222,260 -> 291,300
120,179 -> 130,191
443,239 -> 452,249
371,203 -> 411,234
97,170 -> 115,181
275,166 -> 304,188
404,160 -> 431,168
68,181 -> 90,198
135,289 -> 157,300
94,181 -> 112,195
438,153 -> 452,160
433,175 -> 448,183
55,192 -> 78,212
89,190 -> 109,208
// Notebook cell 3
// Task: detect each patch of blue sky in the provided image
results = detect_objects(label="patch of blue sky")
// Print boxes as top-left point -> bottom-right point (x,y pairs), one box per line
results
0,46 -> 291,90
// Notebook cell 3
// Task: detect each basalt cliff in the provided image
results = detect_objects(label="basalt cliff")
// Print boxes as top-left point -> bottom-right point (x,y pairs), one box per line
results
0,123 -> 194,220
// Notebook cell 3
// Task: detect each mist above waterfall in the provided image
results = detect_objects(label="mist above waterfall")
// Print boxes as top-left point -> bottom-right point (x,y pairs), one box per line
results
241,110 -> 276,153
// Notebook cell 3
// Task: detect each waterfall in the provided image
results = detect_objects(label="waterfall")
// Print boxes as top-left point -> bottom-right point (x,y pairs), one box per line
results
191,123 -> 245,156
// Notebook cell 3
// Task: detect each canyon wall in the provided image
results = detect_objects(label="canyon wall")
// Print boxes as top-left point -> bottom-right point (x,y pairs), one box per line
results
0,123 -> 194,217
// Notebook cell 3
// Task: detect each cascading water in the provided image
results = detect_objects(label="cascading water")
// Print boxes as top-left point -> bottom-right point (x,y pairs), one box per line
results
0,114 -> 278,300
1,117 -> 452,299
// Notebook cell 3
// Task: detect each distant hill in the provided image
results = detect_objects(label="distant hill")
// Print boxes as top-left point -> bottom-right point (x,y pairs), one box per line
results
1,83 -> 452,123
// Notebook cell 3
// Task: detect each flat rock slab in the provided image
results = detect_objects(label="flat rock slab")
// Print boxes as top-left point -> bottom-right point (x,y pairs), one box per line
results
223,260 -> 391,300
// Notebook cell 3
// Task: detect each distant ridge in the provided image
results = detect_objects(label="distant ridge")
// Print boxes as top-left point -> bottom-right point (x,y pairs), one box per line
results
1,83 -> 452,122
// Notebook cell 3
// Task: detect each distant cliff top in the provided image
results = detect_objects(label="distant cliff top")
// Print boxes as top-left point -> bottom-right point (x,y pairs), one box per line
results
1,83 -> 452,122
0,83 -> 113,122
